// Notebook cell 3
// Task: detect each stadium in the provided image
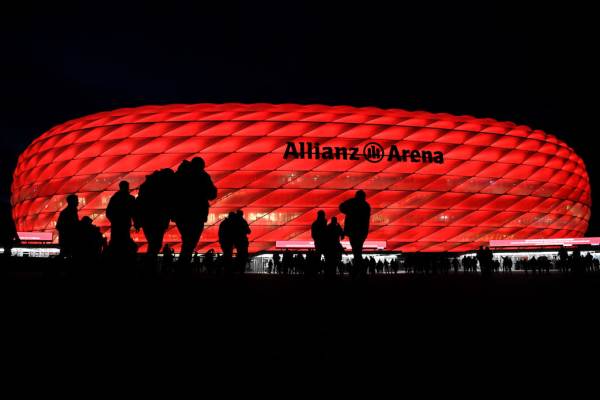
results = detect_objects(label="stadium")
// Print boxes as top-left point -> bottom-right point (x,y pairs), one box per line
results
10,103 -> 591,254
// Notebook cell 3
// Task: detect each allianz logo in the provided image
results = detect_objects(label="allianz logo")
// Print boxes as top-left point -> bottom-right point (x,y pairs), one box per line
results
283,141 -> 444,164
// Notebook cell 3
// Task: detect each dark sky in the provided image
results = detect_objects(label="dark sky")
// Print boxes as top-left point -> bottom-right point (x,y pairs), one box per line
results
1,1 -> 597,233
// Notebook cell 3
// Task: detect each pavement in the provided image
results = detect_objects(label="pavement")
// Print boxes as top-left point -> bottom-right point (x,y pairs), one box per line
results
2,259 -> 600,386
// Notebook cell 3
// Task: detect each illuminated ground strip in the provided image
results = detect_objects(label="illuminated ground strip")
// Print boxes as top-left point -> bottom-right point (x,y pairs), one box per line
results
276,240 -> 387,250
0,247 -> 60,257
490,237 -> 600,247
11,104 -> 591,252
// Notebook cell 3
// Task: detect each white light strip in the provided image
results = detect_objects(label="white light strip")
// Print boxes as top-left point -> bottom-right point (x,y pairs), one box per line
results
0,247 -> 61,257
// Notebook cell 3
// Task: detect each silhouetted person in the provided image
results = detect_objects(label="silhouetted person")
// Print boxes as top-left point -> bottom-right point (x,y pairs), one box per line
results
173,157 -> 217,267
282,249 -> 293,275
572,249 -> 584,275
368,256 -> 376,275
106,181 -> 137,261
74,216 -> 104,264
204,248 -> 216,274
0,202 -> 19,258
503,256 -> 513,273
56,194 -> 79,260
339,190 -> 371,279
477,246 -> 493,277
233,210 -> 251,273
558,246 -> 569,273
324,216 -> 344,279
461,256 -> 468,273
476,246 -> 485,273
218,212 -> 236,269
273,252 -> 282,274
482,246 -> 493,276
311,210 -> 327,261
162,244 -> 174,273
452,258 -> 459,273
135,168 -> 175,261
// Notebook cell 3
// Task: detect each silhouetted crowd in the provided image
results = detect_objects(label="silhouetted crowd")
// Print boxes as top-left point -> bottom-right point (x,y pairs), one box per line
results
2,158 -> 600,279
309,190 -> 371,279
259,252 -> 401,276
155,249 -> 600,278
1,157 -> 380,279
50,160 -> 375,278
50,157 -> 222,275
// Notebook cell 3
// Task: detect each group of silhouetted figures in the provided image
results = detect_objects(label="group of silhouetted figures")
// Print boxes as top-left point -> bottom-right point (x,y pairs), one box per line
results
10,156 -> 373,278
260,252 -> 401,276
309,189 -> 371,279
401,248 -> 600,276
52,157 -> 222,274
2,156 -> 599,278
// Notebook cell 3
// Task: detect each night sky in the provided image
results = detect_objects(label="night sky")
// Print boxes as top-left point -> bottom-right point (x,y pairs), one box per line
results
1,1 -> 597,233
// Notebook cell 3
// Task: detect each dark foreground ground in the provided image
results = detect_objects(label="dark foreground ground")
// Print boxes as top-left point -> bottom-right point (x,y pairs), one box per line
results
3,258 -> 600,391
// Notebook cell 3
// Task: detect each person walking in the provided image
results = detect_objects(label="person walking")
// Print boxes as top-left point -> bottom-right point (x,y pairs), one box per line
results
218,212 -> 236,272
233,210 -> 251,273
106,181 -> 137,261
311,210 -> 327,261
56,194 -> 80,260
135,168 -> 176,263
173,157 -> 217,268
324,216 -> 344,279
339,190 -> 371,279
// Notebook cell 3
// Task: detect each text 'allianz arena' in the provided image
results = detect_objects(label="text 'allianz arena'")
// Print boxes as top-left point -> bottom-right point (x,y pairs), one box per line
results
11,103 -> 591,252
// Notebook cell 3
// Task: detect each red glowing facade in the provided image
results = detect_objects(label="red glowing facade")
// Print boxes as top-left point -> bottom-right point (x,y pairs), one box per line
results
11,103 -> 591,252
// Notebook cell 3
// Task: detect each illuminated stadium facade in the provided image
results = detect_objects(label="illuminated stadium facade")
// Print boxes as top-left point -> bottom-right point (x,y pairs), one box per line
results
11,103 -> 591,253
